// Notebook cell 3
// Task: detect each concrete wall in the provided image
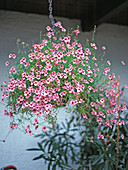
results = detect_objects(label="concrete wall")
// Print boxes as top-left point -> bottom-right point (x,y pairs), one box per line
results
0,10 -> 128,170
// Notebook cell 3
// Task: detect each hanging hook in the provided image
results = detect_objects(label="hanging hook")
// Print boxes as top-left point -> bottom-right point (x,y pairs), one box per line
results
48,0 -> 55,34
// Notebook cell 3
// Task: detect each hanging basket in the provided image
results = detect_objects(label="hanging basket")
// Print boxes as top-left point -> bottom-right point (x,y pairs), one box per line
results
1,21 -> 126,137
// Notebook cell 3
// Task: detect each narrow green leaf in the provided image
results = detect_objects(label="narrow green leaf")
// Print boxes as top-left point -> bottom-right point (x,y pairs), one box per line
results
107,157 -> 123,170
18,50 -> 20,54
52,163 -> 57,170
33,154 -> 45,160
104,160 -> 109,170
64,154 -> 68,164
92,154 -> 103,166
61,162 -> 73,169
48,161 -> 52,170
37,142 -> 45,152
37,142 -> 42,149
48,142 -> 53,153
44,140 -> 50,149
27,148 -> 42,151
94,162 -> 105,170
61,122 -> 66,129
88,155 -> 99,159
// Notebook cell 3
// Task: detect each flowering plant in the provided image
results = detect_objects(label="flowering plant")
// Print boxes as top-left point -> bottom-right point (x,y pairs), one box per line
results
1,21 -> 127,142
28,113 -> 128,169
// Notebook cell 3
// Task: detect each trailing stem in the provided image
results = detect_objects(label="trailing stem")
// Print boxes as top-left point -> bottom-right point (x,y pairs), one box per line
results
116,76 -> 120,170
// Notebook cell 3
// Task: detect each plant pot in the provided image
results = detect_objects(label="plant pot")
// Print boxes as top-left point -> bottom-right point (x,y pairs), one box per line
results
4,165 -> 17,170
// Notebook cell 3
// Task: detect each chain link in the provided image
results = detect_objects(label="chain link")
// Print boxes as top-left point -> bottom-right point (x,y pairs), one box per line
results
48,0 -> 55,33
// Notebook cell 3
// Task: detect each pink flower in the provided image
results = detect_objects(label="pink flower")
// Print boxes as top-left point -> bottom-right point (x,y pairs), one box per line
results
13,123 -> 17,128
121,134 -> 124,139
28,130 -> 32,135
3,81 -> 7,84
74,29 -> 80,36
100,135 -> 104,139
90,136 -> 93,143
62,27 -> 66,32
107,60 -> 111,65
26,125 -> 30,129
46,26 -> 52,31
88,86 -> 92,90
20,57 -> 26,64
42,126 -> 47,132
94,73 -> 97,77
9,54 -> 16,59
79,99 -> 84,103
89,78 -> 94,83
63,60 -> 67,64
34,118 -> 38,124
70,100 -> 78,107
82,70 -> 85,75
97,132 -> 101,139
4,110 -> 8,116
12,54 -> 16,59
5,61 -> 10,66
83,113 -> 87,119
121,61 -> 125,65
9,54 -> 13,58
96,68 -> 100,72
124,85 -> 127,88
10,125 -> 14,130
92,57 -> 97,60
55,21 -> 62,27
72,74 -> 75,79
102,46 -> 106,50
9,67 -> 17,74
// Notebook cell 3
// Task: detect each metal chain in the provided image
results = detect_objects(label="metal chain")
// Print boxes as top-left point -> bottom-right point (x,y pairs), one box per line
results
48,0 -> 55,33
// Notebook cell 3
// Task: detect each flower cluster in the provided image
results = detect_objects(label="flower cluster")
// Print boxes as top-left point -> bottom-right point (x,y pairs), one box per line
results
1,21 -> 127,138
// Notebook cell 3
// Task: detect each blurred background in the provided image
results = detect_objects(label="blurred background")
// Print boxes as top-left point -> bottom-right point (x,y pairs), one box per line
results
0,0 -> 128,169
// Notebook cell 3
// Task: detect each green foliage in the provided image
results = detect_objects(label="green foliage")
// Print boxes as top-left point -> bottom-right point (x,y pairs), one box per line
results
28,110 -> 128,169
28,116 -> 79,170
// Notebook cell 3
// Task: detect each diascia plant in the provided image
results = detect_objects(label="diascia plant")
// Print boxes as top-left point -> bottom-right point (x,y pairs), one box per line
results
1,21 -> 127,140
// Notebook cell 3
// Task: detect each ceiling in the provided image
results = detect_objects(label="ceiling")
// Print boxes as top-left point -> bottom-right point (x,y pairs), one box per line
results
0,0 -> 128,31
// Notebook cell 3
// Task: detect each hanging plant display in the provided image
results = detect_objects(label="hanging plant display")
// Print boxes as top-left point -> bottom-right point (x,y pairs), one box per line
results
1,21 -> 127,139
1,1 -> 128,169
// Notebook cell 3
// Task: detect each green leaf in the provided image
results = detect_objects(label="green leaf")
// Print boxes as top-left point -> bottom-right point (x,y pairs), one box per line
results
107,142 -> 116,154
52,163 -> 57,170
109,163 -> 115,170
44,140 -> 50,149
18,50 -> 20,54
33,154 -> 46,160
92,154 -> 104,166
88,155 -> 99,159
64,154 -> 68,164
61,122 -> 66,129
61,162 -> 73,169
124,125 -> 128,134
37,142 -> 44,151
27,148 -> 42,151
48,162 -> 52,170
104,160 -> 109,170
107,157 -> 123,170
95,162 -> 105,170
40,139 -> 47,144
48,142 -> 53,153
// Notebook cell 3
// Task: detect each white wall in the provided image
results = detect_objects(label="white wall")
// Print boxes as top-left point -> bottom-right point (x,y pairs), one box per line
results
0,10 -> 128,170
